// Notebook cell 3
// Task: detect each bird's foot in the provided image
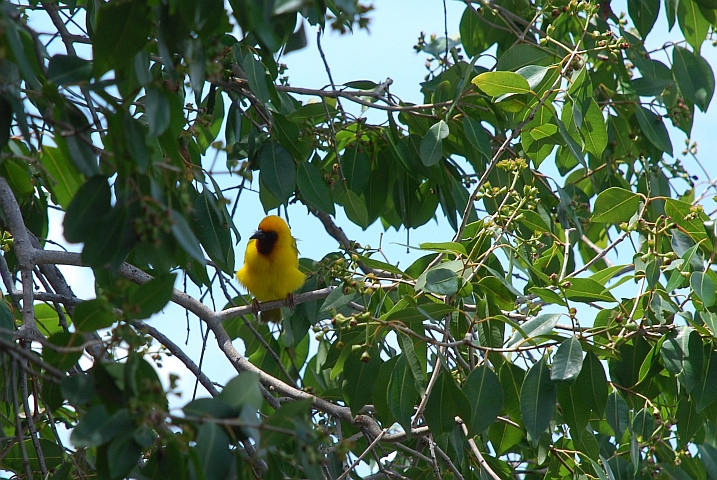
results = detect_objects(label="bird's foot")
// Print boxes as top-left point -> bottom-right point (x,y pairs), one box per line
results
286,292 -> 296,311
251,298 -> 261,316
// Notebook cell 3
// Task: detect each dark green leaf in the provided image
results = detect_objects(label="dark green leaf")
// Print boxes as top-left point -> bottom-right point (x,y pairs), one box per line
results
463,365 -> 503,436
605,392 -> 630,439
551,336 -> 583,384
74,299 -> 116,332
193,190 -> 234,273
693,346 -> 717,412
635,106 -> 673,156
48,54 -> 92,85
691,271 -> 716,307
171,210 -> 206,264
425,370 -> 471,436
557,384 -> 591,434
128,274 -> 177,320
419,120 -> 449,166
574,350 -> 608,417
92,0 -> 150,75
145,86 -> 171,137
219,371 -> 263,411
628,0 -> 660,39
243,53 -> 271,104
40,146 -> 84,209
342,145 -> 370,194
676,395 -> 703,447
398,332 -> 426,396
388,354 -> 418,436
71,406 -> 133,448
507,313 -> 560,347
673,46 -> 715,112
677,0 -> 710,53
194,423 -> 231,480
297,162 -> 335,215
342,348 -> 381,415
259,141 -> 296,206
338,188 -> 369,229
462,116 -> 491,157
343,80 -> 379,90
43,331 -> 84,371
423,268 -> 462,296
520,357 -> 556,443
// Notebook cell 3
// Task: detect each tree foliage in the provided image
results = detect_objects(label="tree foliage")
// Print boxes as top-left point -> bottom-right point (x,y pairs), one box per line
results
1,0 -> 717,479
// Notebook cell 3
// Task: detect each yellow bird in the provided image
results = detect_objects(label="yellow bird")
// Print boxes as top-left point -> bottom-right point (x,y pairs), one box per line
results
236,215 -> 305,323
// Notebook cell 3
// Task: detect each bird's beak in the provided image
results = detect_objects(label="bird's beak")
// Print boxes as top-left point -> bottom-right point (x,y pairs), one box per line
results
250,230 -> 265,240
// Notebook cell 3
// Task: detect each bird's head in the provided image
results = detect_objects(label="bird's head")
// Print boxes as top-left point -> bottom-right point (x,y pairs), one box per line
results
251,215 -> 292,255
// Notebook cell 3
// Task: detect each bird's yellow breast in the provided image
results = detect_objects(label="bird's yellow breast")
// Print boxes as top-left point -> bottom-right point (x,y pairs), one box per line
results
236,216 -> 305,301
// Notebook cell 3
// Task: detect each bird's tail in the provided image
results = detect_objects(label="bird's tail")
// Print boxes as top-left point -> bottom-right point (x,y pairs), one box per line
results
259,308 -> 283,323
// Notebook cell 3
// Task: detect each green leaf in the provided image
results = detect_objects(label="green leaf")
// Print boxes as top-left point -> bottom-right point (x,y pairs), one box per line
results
193,190 -> 235,274
398,332 -> 426,396
628,0 -> 660,39
320,287 -> 357,313
74,299 -> 116,332
676,395 -> 703,447
673,46 -> 715,112
48,54 -> 92,86
259,141 -> 296,206
564,277 -> 617,303
43,331 -> 84,370
462,116 -> 491,157
419,120 -> 449,166
342,144 -> 370,194
419,242 -> 467,256
194,423 -> 231,480
338,188 -> 369,229
40,146 -> 84,209
342,348 -> 381,415
605,391 -> 630,439
551,336 -> 583,384
123,114 -> 150,172
70,406 -> 133,448
635,105 -> 673,156
698,444 -> 717,479
145,86 -> 170,137
388,354 -> 418,436
343,80 -> 379,90
691,271 -> 716,307
425,370 -> 471,436
575,350 -> 608,417
633,408 -> 656,439
92,0 -> 151,75
520,358 -> 556,444
297,162 -> 335,215
591,187 -> 642,223
219,371 -> 263,411
128,274 -> 177,320
507,313 -> 560,347
171,210 -> 206,265
472,71 -> 531,96
107,436 -> 142,480
463,365 -> 503,436
581,99 -> 608,158
355,255 -> 404,276
423,268 -> 462,296
693,346 -> 717,412
557,384 -> 591,434
665,198 -> 712,251
496,44 -> 555,71
677,0 -> 710,53
243,53 -> 271,104
63,176 -> 111,243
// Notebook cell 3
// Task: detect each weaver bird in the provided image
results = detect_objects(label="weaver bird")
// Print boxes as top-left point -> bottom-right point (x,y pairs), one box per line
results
236,215 -> 305,323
